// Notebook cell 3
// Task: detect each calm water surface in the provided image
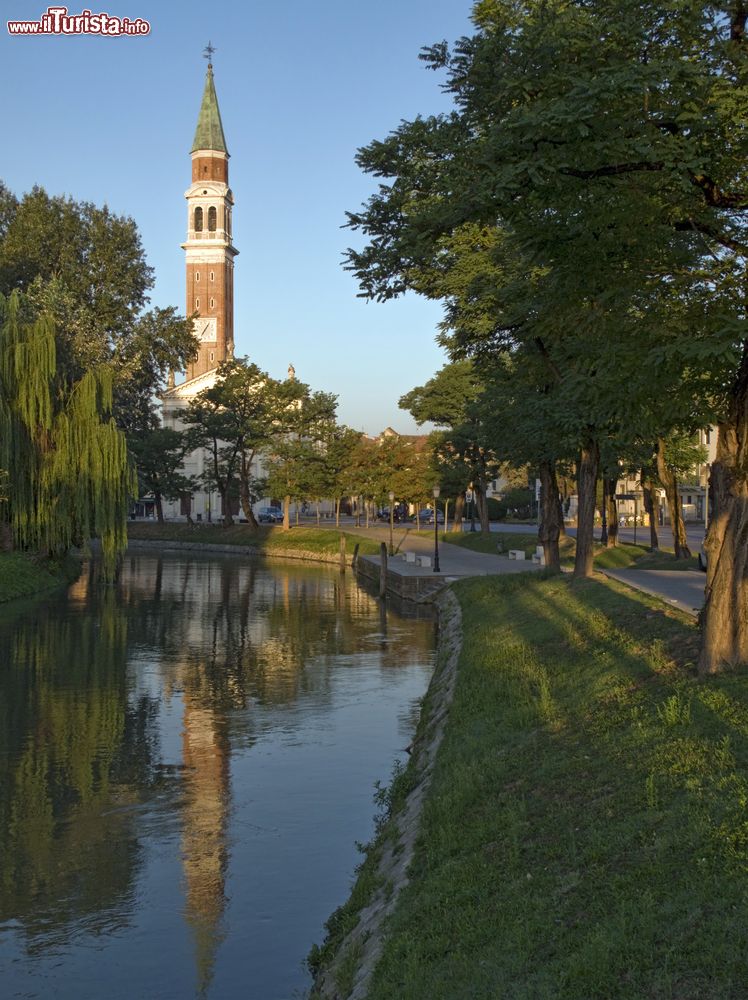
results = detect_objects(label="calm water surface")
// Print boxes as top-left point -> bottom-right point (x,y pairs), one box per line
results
0,553 -> 435,999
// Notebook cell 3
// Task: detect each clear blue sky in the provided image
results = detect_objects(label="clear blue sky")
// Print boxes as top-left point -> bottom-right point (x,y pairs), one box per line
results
2,0 -> 475,434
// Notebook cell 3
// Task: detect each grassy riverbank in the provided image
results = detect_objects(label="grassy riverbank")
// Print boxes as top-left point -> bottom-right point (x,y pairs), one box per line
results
0,552 -> 80,604
127,522 -> 382,559
314,573 -> 748,999
443,531 -> 699,570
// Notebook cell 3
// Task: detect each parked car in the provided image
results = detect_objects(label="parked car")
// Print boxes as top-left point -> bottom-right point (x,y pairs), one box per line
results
415,508 -> 444,524
378,506 -> 408,523
258,506 -> 283,523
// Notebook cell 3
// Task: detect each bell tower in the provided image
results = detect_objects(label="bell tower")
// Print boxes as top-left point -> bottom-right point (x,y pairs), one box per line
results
183,46 -> 238,382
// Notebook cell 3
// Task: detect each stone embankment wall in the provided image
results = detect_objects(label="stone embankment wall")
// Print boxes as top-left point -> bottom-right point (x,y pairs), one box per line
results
126,538 -> 346,565
355,554 -> 448,602
310,588 -> 462,999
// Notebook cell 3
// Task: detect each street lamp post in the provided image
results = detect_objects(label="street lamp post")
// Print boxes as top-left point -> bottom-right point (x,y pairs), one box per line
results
433,485 -> 441,573
388,490 -> 395,556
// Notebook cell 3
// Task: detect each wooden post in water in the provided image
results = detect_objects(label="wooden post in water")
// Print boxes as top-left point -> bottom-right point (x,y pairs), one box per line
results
351,542 -> 360,570
339,534 -> 346,573
379,541 -> 388,598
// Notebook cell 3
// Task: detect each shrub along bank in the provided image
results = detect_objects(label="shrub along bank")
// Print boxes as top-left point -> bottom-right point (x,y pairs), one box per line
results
312,572 -> 748,999
0,552 -> 80,604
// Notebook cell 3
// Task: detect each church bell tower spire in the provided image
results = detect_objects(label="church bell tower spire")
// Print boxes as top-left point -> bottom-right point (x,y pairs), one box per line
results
182,47 -> 238,382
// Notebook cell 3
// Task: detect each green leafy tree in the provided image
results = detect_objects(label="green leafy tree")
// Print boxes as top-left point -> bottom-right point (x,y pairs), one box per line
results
345,1 -> 748,669
0,185 -> 197,431
311,425 -> 365,526
181,392 -> 242,527
265,381 -> 338,530
399,361 -> 502,536
0,291 -> 135,573
345,435 -> 382,525
207,359 -> 280,529
128,428 -> 195,524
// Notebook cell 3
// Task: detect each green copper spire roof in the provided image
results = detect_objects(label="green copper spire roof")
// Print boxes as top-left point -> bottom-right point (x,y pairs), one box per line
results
191,64 -> 228,154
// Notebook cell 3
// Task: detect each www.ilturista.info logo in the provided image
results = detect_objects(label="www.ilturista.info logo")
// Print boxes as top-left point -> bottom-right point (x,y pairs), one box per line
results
8,6 -> 150,35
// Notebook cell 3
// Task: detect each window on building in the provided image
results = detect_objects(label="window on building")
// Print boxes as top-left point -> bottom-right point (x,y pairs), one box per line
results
210,351 -> 215,362
195,271 -> 200,282
210,271 -> 214,282
210,297 -> 215,308
208,206 -> 217,232
195,298 -> 199,309
194,207 -> 203,232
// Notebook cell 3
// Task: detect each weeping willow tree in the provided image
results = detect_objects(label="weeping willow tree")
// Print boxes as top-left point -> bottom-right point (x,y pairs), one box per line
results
0,290 -> 135,575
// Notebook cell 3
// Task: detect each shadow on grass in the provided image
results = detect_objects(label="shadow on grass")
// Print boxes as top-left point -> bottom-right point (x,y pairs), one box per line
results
365,572 -> 748,1000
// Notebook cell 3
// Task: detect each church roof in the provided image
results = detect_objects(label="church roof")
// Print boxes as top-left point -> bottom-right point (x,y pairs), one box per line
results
191,64 -> 228,154
162,368 -> 219,402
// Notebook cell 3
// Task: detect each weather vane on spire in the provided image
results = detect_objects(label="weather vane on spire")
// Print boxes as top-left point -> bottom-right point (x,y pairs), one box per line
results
203,40 -> 215,64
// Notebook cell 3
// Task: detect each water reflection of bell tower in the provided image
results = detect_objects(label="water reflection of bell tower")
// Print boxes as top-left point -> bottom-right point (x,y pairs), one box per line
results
181,696 -> 230,994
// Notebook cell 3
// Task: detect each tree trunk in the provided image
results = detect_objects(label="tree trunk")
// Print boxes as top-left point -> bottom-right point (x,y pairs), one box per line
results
335,498 -> 341,527
316,500 -> 321,526
1,521 -> 14,551
558,495 -> 567,537
283,495 -> 291,531
656,438 -> 691,558
476,479 -> 490,534
221,483 -> 234,528
239,453 -> 259,530
453,493 -> 465,529
700,350 -> 748,672
221,484 -> 234,527
155,491 -> 164,524
600,479 -> 609,546
573,439 -> 599,578
538,459 -> 561,572
641,473 -> 659,551
238,478 -> 258,530
605,477 -> 619,547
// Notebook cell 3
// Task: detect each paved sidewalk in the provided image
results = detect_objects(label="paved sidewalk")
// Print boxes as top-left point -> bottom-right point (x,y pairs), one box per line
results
347,524 -> 706,615
350,525 -> 543,579
600,569 -> 705,618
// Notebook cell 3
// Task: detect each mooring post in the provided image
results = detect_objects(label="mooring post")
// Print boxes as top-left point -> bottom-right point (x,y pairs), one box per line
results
339,534 -> 346,573
351,542 -> 360,570
379,541 -> 388,598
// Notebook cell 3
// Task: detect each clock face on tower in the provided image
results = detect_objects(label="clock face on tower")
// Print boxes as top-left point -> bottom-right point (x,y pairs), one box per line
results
194,317 -> 217,343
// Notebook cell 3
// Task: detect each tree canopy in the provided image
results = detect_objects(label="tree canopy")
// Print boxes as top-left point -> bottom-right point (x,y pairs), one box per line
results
0,184 -> 197,431
0,291 -> 135,573
345,0 -> 748,669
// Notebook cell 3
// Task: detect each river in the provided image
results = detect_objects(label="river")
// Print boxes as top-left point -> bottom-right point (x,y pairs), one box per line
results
0,552 -> 435,999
